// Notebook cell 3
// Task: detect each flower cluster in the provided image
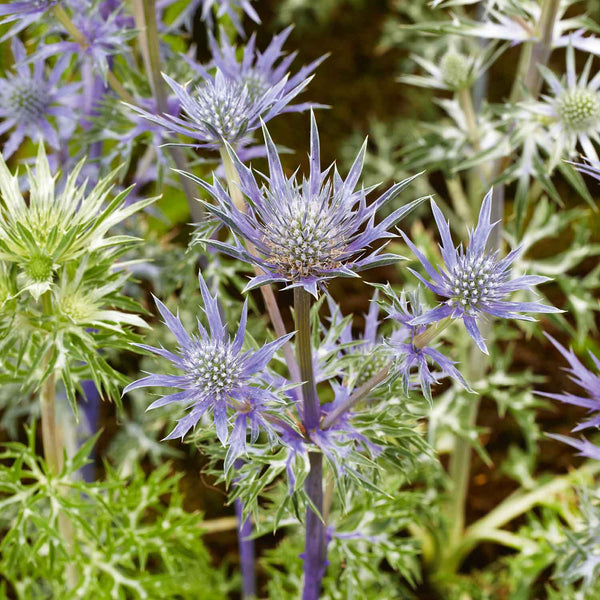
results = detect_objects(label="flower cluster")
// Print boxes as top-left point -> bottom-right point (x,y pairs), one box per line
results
193,112 -> 424,295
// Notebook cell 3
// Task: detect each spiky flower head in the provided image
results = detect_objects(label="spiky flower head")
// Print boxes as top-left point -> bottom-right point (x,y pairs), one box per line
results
527,46 -> 600,164
190,112 -> 424,296
124,275 -> 293,469
538,334 -> 600,461
0,144 -> 154,300
0,0 -> 57,42
401,191 -> 560,354
208,26 -> 326,113
33,1 -> 135,80
127,66 -> 311,149
0,38 -> 80,159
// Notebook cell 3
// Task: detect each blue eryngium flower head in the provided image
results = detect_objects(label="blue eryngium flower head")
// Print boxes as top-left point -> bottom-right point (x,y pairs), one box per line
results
127,65 -> 311,149
401,190 -> 560,354
538,334 -> 600,461
123,275 -> 293,457
208,26 -> 327,113
0,38 -> 80,159
190,112 -> 424,296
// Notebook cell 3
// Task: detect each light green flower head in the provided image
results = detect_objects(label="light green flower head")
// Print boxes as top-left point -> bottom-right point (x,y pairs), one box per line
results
0,144 -> 154,300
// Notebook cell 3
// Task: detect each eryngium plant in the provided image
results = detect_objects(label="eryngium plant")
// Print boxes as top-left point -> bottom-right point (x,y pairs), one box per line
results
0,144 -> 153,413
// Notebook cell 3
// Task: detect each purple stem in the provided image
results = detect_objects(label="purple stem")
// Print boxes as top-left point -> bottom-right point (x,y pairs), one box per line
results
294,288 -> 326,600
233,458 -> 257,599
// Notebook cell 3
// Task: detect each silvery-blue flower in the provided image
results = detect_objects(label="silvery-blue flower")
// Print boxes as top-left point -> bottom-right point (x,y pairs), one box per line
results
33,1 -> 134,80
0,38 -> 80,159
190,112 -> 424,296
158,0 -> 260,36
538,334 -> 600,461
208,26 -> 327,113
0,0 -> 57,42
127,66 -> 310,149
401,191 -> 560,354
123,275 -> 293,462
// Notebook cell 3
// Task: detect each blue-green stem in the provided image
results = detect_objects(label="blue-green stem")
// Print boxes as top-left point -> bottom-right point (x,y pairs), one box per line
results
294,288 -> 326,600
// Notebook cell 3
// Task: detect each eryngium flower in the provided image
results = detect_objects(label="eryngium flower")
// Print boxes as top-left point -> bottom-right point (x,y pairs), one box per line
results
127,67 -> 310,149
158,0 -> 260,36
527,46 -> 600,164
123,276 -> 293,455
538,334 -> 600,461
402,191 -> 560,353
0,38 -> 80,159
190,112 -> 424,296
0,0 -> 57,42
384,288 -> 469,401
34,2 -> 134,80
208,26 -> 326,113
0,144 -> 154,300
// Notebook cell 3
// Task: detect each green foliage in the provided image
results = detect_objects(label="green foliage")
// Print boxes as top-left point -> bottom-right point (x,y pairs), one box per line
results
0,427 -> 234,599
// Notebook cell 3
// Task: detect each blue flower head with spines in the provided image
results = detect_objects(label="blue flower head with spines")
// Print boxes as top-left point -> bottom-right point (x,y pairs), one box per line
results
123,275 -> 292,470
401,191 -> 560,353
189,112 -> 425,296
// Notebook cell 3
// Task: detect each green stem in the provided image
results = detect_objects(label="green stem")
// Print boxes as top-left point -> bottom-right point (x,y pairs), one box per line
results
458,88 -> 480,152
131,0 -> 204,222
219,148 -> 300,383
40,292 -> 78,588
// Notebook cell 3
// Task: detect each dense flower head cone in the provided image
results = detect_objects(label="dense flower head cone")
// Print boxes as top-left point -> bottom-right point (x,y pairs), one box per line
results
188,112 -> 425,296
538,334 -> 600,461
123,275 -> 293,467
0,38 -> 80,159
401,190 -> 561,354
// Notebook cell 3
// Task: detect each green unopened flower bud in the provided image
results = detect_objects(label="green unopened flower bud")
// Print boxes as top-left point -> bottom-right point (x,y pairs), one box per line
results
440,51 -> 471,91
557,88 -> 600,132
59,292 -> 95,323
356,349 -> 390,386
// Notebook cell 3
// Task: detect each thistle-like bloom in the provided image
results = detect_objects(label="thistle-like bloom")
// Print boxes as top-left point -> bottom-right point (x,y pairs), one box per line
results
192,113 -> 424,296
208,26 -> 327,113
538,334 -> 600,461
0,38 -> 80,159
526,46 -> 600,164
128,67 -> 310,149
158,0 -> 260,36
123,276 -> 293,462
0,144 -> 153,300
34,1 -> 134,80
0,0 -> 57,42
402,191 -> 560,353
382,287 -> 469,401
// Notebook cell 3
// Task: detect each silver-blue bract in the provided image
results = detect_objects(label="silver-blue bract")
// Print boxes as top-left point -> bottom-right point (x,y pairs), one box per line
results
402,191 -> 560,354
123,275 -> 292,470
192,112 -> 424,296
